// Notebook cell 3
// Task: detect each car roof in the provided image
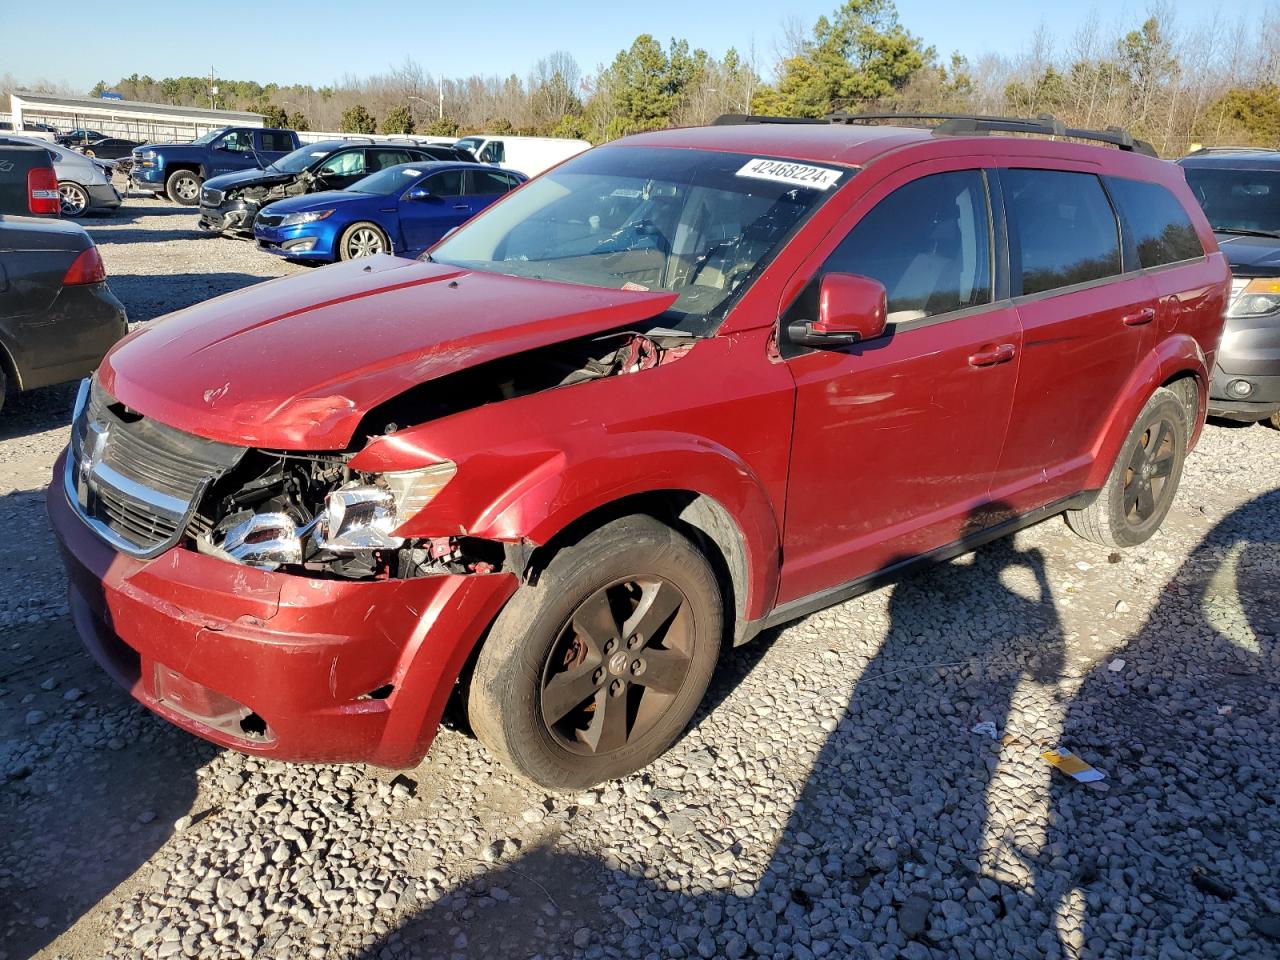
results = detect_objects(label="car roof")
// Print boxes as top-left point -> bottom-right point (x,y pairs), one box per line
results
618,120 -> 1166,171
1178,148 -> 1280,170
379,160 -> 524,175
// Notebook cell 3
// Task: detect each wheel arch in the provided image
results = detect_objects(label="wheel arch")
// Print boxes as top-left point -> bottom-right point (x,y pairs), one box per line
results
1085,334 -> 1208,490
520,489 -> 756,646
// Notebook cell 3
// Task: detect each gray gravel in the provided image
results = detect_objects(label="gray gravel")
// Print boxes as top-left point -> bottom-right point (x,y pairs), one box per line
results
1,192 -> 1278,959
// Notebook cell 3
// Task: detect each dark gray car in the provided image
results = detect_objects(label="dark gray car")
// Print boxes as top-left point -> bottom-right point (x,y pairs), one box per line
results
0,215 -> 128,411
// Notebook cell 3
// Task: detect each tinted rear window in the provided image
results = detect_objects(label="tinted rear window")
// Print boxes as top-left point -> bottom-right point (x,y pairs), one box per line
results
1003,169 -> 1122,296
1106,177 -> 1203,268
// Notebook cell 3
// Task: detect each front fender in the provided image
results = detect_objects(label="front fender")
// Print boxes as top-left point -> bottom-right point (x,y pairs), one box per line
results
1084,333 -> 1208,490
347,334 -> 795,621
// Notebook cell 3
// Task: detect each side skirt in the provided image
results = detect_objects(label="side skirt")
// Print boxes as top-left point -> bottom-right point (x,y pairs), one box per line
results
743,492 -> 1095,642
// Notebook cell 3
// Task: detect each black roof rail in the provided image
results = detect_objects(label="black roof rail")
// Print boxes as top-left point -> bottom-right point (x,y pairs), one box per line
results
713,113 -> 826,126
827,111 -> 1158,157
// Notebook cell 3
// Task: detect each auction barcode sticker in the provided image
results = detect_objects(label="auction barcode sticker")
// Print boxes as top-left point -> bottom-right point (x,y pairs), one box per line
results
736,158 -> 843,191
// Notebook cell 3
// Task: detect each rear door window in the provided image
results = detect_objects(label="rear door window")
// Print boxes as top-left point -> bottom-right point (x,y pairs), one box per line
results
423,170 -> 464,197
1105,177 -> 1204,268
369,149 -> 414,171
1002,169 -> 1122,296
820,169 -> 993,323
259,130 -> 294,152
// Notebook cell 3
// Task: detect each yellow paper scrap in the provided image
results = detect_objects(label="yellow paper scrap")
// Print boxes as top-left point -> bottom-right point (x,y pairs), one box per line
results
1041,748 -> 1105,783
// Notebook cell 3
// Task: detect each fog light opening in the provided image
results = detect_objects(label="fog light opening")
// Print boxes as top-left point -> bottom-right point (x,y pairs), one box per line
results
239,712 -> 269,740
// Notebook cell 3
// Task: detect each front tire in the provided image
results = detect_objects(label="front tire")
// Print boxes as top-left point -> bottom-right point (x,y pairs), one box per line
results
468,515 -> 723,789
58,182 -> 89,217
165,169 -> 201,205
338,222 -> 390,260
1268,411 -> 1280,431
1066,387 -> 1187,548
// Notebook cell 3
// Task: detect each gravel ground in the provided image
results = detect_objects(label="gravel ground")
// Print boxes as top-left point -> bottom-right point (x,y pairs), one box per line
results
1,191 -> 1278,960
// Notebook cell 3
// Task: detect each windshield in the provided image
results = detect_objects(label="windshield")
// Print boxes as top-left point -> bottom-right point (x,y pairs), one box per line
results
429,146 -> 846,334
1182,166 -> 1280,236
268,142 -> 343,174
348,164 -> 429,196
191,130 -> 224,146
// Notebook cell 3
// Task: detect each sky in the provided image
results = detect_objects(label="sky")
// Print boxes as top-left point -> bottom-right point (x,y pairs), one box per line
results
4,0 -> 1219,94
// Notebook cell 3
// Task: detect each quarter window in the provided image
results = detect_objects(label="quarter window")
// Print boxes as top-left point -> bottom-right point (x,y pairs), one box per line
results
822,170 -> 993,322
1105,177 -> 1204,268
370,149 -> 414,171
1003,169 -> 1122,296
468,170 -> 518,195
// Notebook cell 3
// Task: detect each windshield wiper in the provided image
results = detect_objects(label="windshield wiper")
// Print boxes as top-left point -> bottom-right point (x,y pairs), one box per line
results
1214,226 -> 1280,239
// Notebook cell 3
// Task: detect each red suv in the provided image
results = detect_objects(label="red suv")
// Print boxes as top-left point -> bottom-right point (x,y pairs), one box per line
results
49,114 -> 1228,788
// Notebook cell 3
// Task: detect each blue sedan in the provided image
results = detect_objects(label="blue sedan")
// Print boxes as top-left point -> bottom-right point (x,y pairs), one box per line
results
253,161 -> 526,262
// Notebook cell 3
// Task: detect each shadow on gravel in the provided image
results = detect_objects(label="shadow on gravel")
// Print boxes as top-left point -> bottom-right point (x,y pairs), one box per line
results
0,498 -> 211,955
0,383 -> 79,443
349,508 -> 1086,959
107,271 -> 281,324
350,491 -> 1280,960
1037,488 -> 1280,955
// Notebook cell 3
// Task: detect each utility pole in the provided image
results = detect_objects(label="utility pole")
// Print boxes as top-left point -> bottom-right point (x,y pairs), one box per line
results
438,74 -> 444,120
208,66 -> 218,110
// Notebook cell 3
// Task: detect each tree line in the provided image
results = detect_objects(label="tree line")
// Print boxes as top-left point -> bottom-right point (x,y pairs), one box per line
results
9,1 -> 1280,156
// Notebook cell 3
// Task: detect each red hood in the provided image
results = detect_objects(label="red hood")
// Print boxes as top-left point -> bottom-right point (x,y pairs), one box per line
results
99,257 -> 677,450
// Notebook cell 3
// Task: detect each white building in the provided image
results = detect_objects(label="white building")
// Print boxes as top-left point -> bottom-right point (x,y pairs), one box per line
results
7,91 -> 264,143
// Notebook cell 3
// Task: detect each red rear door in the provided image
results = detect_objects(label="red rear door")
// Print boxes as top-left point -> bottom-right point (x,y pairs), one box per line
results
778,160 -> 1021,605
990,165 -> 1156,514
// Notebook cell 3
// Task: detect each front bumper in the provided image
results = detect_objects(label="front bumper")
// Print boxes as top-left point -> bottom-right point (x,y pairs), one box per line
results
48,454 -> 518,767
129,165 -> 165,192
85,181 -> 121,211
254,223 -> 336,261
1208,309 -> 1280,419
198,199 -> 255,236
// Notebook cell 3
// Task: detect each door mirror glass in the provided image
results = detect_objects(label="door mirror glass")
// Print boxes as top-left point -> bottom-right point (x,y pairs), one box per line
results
789,273 -> 887,347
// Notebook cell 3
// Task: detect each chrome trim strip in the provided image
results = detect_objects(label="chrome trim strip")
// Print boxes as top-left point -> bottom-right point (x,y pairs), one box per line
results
91,461 -> 189,520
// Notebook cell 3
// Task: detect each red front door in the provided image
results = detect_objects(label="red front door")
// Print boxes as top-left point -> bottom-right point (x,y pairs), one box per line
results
777,162 -> 1021,605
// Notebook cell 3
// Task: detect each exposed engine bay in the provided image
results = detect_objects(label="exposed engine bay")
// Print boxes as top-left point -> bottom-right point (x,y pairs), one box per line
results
189,329 -> 694,579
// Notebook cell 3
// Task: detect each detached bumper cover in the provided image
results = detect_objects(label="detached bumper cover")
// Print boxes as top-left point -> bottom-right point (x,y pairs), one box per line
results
48,453 -> 517,767
198,200 -> 255,235
85,182 -> 122,210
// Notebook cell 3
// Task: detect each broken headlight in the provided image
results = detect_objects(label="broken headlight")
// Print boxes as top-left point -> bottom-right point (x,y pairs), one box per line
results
316,463 -> 458,552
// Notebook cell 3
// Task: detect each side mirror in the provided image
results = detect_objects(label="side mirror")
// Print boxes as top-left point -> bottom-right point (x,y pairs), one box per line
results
788,272 -> 888,348
406,186 -> 433,202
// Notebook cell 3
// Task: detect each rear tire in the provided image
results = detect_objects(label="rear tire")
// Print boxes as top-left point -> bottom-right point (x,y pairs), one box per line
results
165,169 -> 200,205
338,222 -> 390,260
1268,411 -> 1280,431
468,515 -> 722,789
58,182 -> 89,218
1065,388 -> 1187,548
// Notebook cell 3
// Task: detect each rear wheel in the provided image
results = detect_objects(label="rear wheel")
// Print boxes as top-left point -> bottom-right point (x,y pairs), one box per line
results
468,515 -> 722,789
58,182 -> 89,217
1066,387 -> 1187,548
165,169 -> 200,205
338,222 -> 389,260
1269,411 -> 1280,430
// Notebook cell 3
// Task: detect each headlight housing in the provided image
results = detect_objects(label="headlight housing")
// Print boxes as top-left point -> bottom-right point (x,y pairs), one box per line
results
1229,278 -> 1280,318
278,209 -> 334,227
141,149 -> 157,160
315,462 -> 458,554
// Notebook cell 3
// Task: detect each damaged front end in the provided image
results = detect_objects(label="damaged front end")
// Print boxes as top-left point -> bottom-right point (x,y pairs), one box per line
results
203,175 -> 312,236
71,328 -> 693,582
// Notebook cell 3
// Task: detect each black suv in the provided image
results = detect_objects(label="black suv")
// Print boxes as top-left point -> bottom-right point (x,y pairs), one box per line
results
1178,148 -> 1280,427
197,140 -> 476,237
0,142 -> 60,217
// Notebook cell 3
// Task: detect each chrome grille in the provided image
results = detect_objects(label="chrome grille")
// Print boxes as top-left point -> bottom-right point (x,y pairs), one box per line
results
255,212 -> 284,229
66,379 -> 245,558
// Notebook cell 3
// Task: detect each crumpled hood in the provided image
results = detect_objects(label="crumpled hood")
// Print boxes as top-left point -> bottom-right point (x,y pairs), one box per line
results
1215,233 -> 1280,274
98,257 -> 677,450
203,166 -> 288,193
